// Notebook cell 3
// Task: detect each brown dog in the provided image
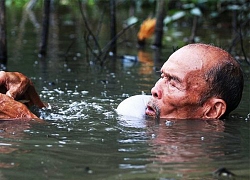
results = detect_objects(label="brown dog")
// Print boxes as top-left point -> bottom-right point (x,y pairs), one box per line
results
0,71 -> 45,119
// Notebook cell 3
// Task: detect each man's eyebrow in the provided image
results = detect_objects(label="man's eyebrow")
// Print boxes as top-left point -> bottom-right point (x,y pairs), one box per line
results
161,71 -> 182,83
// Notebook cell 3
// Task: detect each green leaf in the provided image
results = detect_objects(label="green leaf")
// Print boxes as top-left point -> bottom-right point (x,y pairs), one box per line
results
190,7 -> 202,16
125,16 -> 138,26
227,5 -> 241,11
164,11 -> 186,24
164,11 -> 186,25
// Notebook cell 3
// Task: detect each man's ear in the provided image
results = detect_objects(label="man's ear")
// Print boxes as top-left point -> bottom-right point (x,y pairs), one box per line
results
203,98 -> 227,119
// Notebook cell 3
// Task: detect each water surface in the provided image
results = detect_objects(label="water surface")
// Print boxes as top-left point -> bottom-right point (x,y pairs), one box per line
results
0,2 -> 249,180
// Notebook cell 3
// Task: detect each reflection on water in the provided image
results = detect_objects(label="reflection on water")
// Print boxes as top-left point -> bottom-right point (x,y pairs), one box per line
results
146,120 -> 230,178
4,85 -> 245,179
0,120 -> 43,169
0,78 -> 249,179
1,56 -> 249,180
1,55 -> 249,180
147,119 -> 225,163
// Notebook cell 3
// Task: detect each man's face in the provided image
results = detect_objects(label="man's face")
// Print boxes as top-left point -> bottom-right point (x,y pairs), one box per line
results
146,47 -> 210,119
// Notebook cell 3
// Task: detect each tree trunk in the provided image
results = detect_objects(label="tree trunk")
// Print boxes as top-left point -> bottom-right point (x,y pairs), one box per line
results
153,0 -> 166,48
189,16 -> 198,43
39,0 -> 50,56
0,0 -> 7,64
109,0 -> 116,56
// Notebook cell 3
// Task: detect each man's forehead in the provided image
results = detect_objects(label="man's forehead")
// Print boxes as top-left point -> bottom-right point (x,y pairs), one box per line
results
162,50 -> 205,73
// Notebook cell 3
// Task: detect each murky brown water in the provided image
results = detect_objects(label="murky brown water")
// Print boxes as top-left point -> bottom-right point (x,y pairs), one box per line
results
0,2 -> 249,180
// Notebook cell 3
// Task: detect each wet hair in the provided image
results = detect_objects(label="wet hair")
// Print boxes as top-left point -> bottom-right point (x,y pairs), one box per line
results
199,53 -> 244,117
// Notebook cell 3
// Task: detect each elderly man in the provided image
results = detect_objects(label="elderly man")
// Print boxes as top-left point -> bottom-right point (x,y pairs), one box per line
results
0,43 -> 244,119
117,43 -> 244,119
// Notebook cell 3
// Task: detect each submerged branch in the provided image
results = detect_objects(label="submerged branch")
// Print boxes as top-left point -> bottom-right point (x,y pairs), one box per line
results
228,9 -> 249,65
238,25 -> 249,65
39,0 -> 51,56
101,22 -> 137,61
84,32 -> 102,63
78,0 -> 102,54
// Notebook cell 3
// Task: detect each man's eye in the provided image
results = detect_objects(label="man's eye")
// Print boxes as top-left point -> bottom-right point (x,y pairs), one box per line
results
169,80 -> 176,87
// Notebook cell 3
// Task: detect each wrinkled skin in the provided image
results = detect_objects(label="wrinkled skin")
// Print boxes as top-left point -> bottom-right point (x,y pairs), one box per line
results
145,44 -> 228,119
0,71 -> 45,119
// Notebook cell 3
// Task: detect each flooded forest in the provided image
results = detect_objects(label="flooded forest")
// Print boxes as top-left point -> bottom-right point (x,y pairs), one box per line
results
0,0 -> 249,180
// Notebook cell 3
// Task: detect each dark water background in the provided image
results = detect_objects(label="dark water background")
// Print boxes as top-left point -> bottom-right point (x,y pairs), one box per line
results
0,2 -> 249,180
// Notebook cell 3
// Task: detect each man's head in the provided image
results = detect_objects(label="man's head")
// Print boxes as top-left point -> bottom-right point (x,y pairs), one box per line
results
146,43 -> 244,119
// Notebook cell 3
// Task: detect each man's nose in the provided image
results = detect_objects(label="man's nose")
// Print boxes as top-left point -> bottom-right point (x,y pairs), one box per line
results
151,80 -> 162,99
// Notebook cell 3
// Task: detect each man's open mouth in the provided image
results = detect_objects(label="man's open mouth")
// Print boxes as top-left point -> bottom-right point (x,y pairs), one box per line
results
145,105 -> 156,117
